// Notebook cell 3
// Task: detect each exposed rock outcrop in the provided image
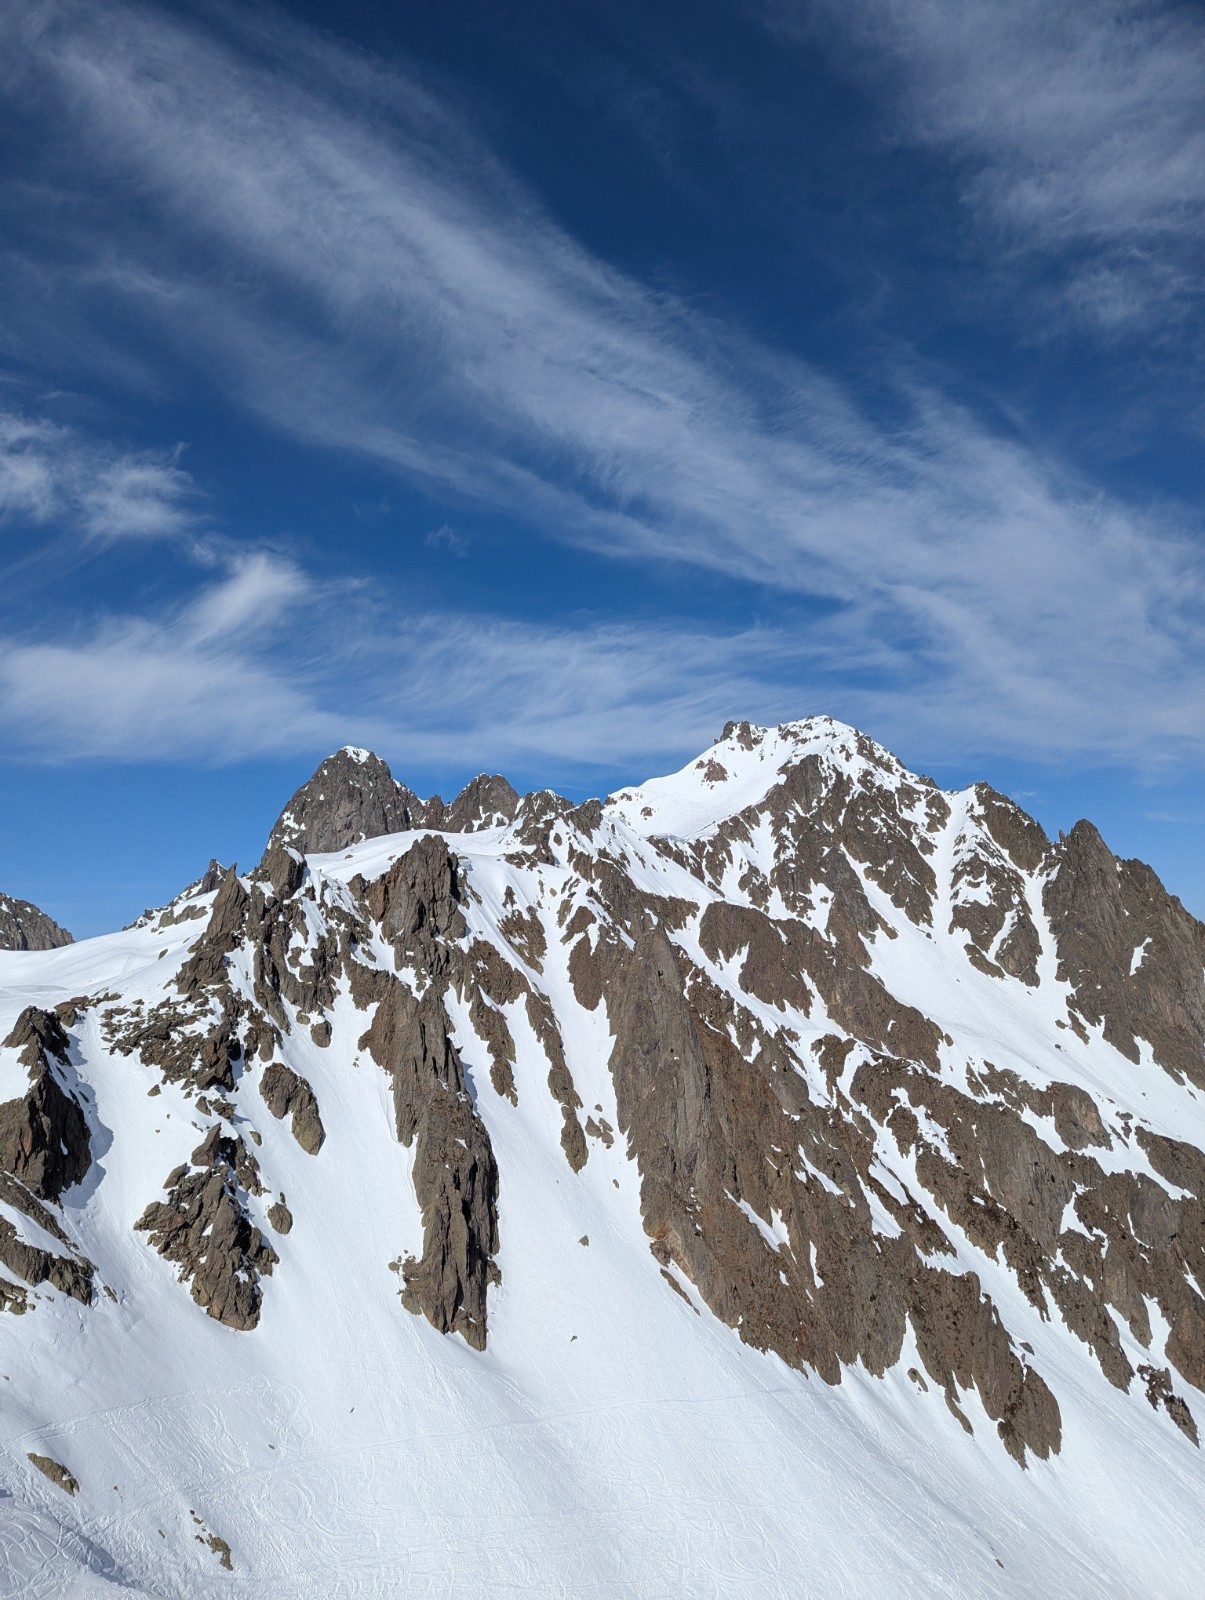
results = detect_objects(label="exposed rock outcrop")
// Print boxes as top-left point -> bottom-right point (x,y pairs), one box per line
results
0,1013 -> 95,1304
27,1454 -> 79,1495
588,922 -> 1060,1462
255,843 -> 306,902
350,832 -> 466,973
136,1127 -> 277,1330
0,1210 -> 92,1305
264,747 -> 424,857
0,893 -> 72,952
0,1007 -> 91,1202
1045,820 -> 1205,1088
176,867 -> 250,997
6,713 -> 1205,1480
359,975 -> 500,1349
107,990 -> 242,1095
350,835 -> 500,1350
259,1063 -> 325,1154
428,774 -> 521,833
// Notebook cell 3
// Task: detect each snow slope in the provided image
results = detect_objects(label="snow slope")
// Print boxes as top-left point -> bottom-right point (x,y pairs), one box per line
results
1,718 -> 1203,1597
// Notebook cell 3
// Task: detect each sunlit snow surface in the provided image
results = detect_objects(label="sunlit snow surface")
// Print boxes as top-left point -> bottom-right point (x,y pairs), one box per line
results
0,719 -> 1202,1597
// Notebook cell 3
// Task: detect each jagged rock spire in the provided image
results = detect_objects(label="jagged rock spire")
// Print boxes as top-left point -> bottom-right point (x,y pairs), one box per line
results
265,747 -> 525,862
426,773 -> 520,833
263,747 -> 424,857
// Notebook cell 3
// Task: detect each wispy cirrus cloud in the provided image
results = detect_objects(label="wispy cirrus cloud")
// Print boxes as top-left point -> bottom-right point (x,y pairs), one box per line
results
791,0 -> 1205,335
424,524 -> 470,558
0,539 -> 1197,779
0,551 -> 340,762
2,0 -> 1205,771
0,551 -> 819,770
0,408 -> 197,540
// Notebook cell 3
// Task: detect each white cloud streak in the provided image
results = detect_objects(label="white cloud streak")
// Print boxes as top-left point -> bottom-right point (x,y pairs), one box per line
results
0,553 -> 342,761
0,557 -> 821,769
794,0 -> 1205,333
0,408 -> 196,540
2,1 -> 1205,769
0,544 -> 1195,778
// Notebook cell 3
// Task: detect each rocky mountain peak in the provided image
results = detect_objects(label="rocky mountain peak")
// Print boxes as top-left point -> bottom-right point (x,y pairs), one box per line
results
263,746 -> 423,857
609,714 -> 916,842
0,892 -> 73,952
3,718 -> 1205,1592
426,773 -> 521,834
265,751 -> 529,867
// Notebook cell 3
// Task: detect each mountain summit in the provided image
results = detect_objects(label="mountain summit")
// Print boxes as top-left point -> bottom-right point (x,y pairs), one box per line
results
0,893 -> 72,952
263,746 -> 522,861
263,746 -> 425,855
1,717 -> 1203,1595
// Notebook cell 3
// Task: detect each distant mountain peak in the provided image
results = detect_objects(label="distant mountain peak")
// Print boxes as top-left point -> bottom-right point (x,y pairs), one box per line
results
267,749 -> 527,863
0,892 -> 73,952
264,746 -> 423,857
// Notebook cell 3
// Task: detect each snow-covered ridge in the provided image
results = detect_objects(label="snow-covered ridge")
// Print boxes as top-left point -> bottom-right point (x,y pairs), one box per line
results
607,715 -> 912,839
1,719 -> 1204,1597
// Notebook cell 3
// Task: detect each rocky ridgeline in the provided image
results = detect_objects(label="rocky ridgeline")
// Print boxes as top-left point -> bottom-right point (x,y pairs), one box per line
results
0,893 -> 72,952
2,723 -> 1205,1466
265,746 -> 520,856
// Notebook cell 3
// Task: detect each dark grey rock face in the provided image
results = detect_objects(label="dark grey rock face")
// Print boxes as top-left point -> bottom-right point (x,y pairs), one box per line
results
569,923 -> 1061,1464
350,832 -> 465,976
0,894 -> 72,952
427,774 -> 521,833
264,748 -> 424,857
0,1165 -> 93,1304
177,868 -> 249,997
262,748 -> 529,867
259,1062 -> 325,1154
0,1007 -> 91,1201
0,1007 -> 95,1304
136,1127 -> 277,1331
351,836 -> 501,1351
1044,820 -> 1205,1089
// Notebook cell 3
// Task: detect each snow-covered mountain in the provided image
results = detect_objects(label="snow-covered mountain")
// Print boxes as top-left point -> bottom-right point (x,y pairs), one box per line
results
2,717 -> 1204,1597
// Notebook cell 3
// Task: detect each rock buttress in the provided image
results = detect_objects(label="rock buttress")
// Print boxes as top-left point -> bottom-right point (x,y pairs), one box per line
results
264,747 -> 424,857
1044,819 -> 1205,1087
259,1063 -> 325,1154
136,1127 -> 277,1330
0,1008 -> 91,1201
352,835 -> 500,1349
0,893 -> 73,952
361,978 -> 500,1349
593,924 -> 1060,1463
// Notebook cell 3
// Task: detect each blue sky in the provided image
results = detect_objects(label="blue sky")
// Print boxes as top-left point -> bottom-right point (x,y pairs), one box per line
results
2,0 -> 1205,935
